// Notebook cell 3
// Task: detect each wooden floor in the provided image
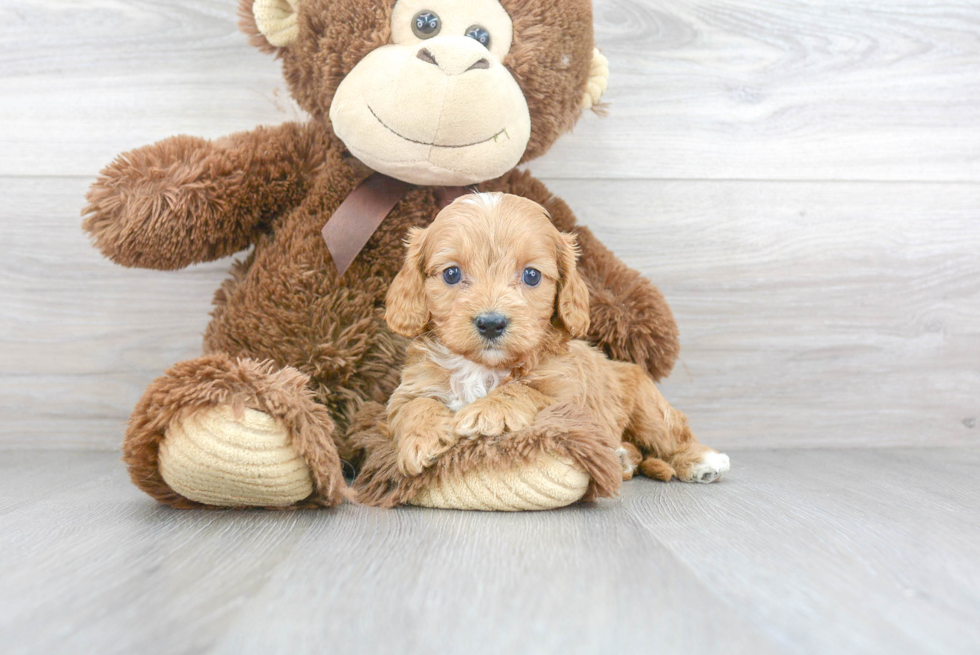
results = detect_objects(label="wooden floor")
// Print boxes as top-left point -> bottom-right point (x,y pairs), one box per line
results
1,448 -> 978,655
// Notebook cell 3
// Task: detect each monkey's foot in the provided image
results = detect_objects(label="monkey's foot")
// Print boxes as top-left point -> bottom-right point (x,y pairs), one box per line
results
125,354 -> 345,509
349,401 -> 623,511
412,451 -> 592,511
159,405 -> 315,507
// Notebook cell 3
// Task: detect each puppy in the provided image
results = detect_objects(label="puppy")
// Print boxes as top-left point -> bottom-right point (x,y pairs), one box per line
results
384,192 -> 730,484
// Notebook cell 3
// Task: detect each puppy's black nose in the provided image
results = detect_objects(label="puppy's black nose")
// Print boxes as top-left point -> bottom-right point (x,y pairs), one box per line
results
474,313 -> 509,340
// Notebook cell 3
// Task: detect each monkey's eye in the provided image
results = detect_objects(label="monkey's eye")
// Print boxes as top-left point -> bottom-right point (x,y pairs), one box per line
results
522,267 -> 541,287
443,266 -> 462,285
412,11 -> 441,39
464,25 -> 491,49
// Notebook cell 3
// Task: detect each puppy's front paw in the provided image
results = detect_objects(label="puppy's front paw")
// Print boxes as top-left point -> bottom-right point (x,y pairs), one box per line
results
396,425 -> 456,477
453,399 -> 536,439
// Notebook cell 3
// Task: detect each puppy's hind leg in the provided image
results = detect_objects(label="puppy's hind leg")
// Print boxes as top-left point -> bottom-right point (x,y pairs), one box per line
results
667,446 -> 730,484
622,367 -> 730,483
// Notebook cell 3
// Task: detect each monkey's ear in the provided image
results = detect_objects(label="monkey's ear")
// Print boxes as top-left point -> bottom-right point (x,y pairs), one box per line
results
385,228 -> 431,338
581,48 -> 610,111
239,0 -> 300,53
555,233 -> 591,339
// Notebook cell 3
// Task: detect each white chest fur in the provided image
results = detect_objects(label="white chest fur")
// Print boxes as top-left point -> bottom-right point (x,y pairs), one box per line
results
425,344 -> 508,412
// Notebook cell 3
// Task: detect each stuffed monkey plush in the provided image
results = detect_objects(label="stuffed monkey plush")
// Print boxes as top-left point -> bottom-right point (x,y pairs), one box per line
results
83,0 -> 680,509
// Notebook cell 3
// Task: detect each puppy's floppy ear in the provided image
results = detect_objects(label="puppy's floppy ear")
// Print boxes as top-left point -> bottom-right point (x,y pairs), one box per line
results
385,227 -> 430,338
555,232 -> 591,339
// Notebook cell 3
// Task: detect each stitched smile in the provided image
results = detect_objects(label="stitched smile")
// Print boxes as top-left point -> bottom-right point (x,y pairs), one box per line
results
368,106 -> 508,148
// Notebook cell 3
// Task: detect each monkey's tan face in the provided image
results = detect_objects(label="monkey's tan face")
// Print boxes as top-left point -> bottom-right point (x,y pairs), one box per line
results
329,0 -> 531,186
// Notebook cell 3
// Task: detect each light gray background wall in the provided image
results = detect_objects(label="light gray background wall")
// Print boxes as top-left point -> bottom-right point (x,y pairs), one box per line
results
2,0 -> 978,450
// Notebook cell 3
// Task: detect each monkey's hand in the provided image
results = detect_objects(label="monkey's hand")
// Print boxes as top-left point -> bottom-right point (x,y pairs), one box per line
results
572,225 -> 680,381
82,123 -> 326,270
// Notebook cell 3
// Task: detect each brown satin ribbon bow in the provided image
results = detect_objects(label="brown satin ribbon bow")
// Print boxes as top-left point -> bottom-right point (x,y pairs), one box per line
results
321,173 -> 469,277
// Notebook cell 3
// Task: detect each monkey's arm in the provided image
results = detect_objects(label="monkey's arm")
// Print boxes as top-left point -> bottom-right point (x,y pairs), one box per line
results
570,224 -> 680,381
82,122 -> 329,270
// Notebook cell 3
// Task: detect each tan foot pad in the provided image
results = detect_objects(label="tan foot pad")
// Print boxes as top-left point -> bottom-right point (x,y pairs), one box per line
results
411,452 -> 591,511
158,405 -> 314,507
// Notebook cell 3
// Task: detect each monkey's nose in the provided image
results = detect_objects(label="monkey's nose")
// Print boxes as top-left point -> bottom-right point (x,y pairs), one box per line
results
417,48 -> 439,66
474,313 -> 509,340
416,38 -> 492,76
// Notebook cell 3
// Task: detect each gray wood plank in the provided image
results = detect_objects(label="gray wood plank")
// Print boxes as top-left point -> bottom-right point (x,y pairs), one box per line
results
1,449 -> 978,655
0,469 -> 318,655
0,450 -> 118,515
0,176 -> 231,447
2,0 -> 978,181
539,0 -> 980,181
3,176 -> 977,448
212,499 -> 782,655
0,0 -> 299,178
624,448 -> 980,654
0,451 -> 782,655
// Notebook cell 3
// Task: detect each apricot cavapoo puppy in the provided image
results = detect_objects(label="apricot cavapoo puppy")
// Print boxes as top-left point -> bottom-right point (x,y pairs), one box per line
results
384,192 -> 730,483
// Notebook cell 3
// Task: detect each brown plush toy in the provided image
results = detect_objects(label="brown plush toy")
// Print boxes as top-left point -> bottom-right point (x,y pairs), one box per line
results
83,0 -> 681,510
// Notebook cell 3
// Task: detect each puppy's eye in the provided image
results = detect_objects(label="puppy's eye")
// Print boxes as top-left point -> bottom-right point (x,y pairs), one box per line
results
443,266 -> 462,285
412,11 -> 441,39
464,25 -> 491,49
522,267 -> 541,287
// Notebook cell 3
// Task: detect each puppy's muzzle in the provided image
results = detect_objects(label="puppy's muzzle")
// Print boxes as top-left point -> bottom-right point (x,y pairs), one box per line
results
474,312 -> 509,341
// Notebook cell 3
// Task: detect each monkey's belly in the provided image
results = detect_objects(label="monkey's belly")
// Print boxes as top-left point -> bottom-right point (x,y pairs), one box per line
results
204,262 -> 406,412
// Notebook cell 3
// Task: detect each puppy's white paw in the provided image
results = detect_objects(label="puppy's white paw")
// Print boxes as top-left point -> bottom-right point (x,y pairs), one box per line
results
616,447 -> 639,479
689,452 -> 730,484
